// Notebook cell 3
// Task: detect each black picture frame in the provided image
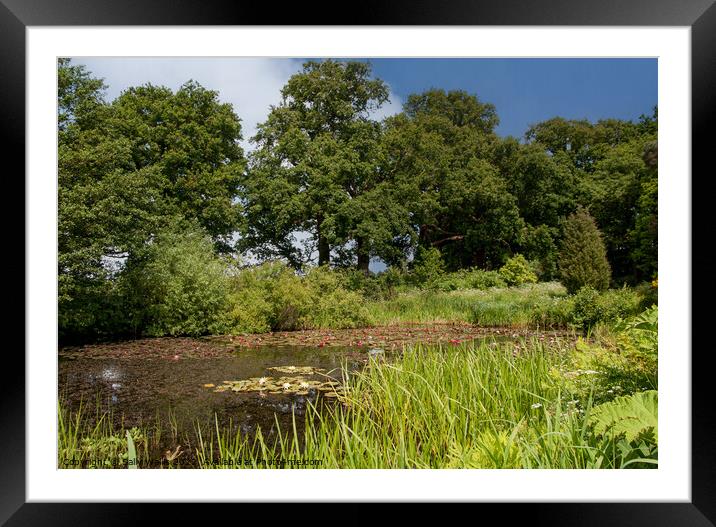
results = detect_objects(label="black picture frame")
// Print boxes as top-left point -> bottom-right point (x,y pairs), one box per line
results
4,0 -> 714,523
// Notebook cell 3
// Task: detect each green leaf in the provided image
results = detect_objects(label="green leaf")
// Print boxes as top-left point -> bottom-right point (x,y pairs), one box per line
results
588,390 -> 657,442
126,430 -> 138,469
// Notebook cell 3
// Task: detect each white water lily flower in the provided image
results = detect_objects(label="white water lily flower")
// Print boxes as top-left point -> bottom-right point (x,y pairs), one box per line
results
531,403 -> 543,409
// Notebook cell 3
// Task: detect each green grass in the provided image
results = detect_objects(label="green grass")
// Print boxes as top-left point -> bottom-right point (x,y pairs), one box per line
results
58,400 -> 152,469
369,282 -> 569,327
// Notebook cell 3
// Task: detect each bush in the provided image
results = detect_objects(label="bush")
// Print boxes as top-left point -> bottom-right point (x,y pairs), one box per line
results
466,269 -> 507,289
558,207 -> 611,293
634,280 -> 658,310
122,228 -> 232,337
571,286 -> 642,331
304,267 -> 373,328
499,254 -> 538,286
435,268 -> 507,291
224,263 -> 373,333
411,247 -> 445,288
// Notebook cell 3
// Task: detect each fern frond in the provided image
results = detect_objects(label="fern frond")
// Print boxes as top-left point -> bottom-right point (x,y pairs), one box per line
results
587,390 -> 657,442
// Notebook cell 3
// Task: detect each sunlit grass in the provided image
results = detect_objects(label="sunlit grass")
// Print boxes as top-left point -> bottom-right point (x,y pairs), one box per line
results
369,282 -> 570,328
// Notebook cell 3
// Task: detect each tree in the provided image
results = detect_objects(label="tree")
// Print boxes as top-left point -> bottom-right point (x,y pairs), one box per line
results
527,113 -> 657,283
383,89 -> 521,270
58,60 -> 166,339
629,141 -> 658,279
240,60 -> 399,272
58,59 -> 246,340
558,207 -> 611,293
108,81 -> 246,250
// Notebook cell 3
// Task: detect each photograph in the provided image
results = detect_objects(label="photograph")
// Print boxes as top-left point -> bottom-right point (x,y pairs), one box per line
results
56,56 -> 660,470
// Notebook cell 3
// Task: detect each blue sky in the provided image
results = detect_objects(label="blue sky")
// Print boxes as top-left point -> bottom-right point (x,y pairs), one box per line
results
368,58 -> 657,138
75,57 -> 657,150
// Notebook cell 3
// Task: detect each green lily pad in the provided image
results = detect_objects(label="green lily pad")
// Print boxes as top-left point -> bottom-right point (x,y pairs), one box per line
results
210,375 -> 344,396
266,366 -> 327,375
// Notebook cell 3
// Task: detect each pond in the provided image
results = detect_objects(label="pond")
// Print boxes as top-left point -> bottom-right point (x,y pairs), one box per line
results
58,324 -> 571,467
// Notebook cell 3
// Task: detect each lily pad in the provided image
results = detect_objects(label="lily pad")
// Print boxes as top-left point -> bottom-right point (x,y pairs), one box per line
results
267,365 -> 327,375
210,375 -> 344,396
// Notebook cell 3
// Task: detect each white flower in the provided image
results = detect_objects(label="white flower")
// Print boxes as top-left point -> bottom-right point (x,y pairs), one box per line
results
531,403 -> 543,409
258,377 -> 267,385
282,382 -> 291,390
299,381 -> 310,389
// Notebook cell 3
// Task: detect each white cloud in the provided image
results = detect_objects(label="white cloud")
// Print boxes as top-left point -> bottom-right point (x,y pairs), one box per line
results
73,57 -> 403,153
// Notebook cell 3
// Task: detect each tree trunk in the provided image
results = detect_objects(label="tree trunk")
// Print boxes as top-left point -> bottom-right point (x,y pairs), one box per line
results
356,236 -> 370,276
317,219 -> 330,266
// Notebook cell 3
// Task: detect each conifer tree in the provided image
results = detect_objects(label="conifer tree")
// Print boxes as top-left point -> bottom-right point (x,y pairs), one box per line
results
558,207 -> 611,293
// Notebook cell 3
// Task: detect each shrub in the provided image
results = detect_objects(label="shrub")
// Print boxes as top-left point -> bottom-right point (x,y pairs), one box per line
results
614,305 -> 658,379
435,268 -> 506,291
411,247 -> 445,288
123,228 -> 232,337
634,280 -> 658,310
224,263 -> 373,332
304,267 -> 373,328
499,254 -> 538,286
466,269 -> 507,289
558,207 -> 611,293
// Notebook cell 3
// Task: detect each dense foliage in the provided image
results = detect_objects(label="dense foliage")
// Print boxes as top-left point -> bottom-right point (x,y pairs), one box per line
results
57,58 -> 657,342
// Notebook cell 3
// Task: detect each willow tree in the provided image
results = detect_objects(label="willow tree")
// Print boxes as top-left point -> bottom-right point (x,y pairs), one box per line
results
240,60 -> 408,272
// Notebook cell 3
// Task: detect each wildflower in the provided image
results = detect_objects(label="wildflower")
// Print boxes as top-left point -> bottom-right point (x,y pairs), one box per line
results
299,381 -> 310,389
282,382 -> 291,391
258,377 -> 267,385
531,403 -> 543,409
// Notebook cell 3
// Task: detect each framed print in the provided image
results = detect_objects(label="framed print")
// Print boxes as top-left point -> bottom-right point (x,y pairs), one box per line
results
4,0 -> 715,523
